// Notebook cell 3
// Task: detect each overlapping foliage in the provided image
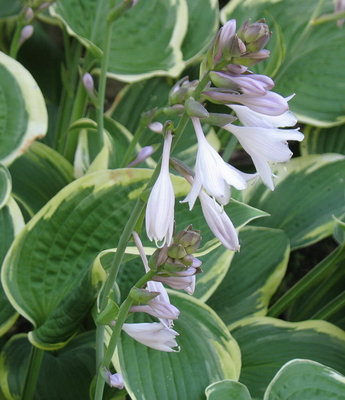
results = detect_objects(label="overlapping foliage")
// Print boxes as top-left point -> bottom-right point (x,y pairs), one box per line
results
0,1 -> 344,399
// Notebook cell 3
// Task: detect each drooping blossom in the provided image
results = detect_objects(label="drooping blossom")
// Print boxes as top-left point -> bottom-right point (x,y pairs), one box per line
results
183,117 -> 247,209
199,191 -> 240,251
145,131 -> 175,247
224,104 -> 304,190
131,231 -> 180,326
122,322 -> 179,352
107,372 -> 124,389
130,280 -> 180,327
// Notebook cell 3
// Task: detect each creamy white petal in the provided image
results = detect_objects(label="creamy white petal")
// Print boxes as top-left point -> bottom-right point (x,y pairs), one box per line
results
122,322 -> 179,352
199,191 -> 240,250
145,132 -> 175,247
228,104 -> 297,128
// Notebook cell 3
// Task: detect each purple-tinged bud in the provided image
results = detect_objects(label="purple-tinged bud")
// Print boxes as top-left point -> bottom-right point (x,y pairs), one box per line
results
238,20 -> 271,52
24,8 -> 34,22
82,72 -> 94,95
229,35 -> 246,57
161,258 -> 187,273
169,77 -> 198,105
210,71 -> 274,95
19,25 -> 34,47
108,372 -> 124,389
204,89 -> 289,116
233,49 -> 270,67
148,122 -> 163,133
213,19 -> 237,63
227,64 -> 248,74
174,226 -> 201,254
149,246 -> 169,270
127,146 -> 154,167
185,97 -> 209,118
38,2 -> 51,11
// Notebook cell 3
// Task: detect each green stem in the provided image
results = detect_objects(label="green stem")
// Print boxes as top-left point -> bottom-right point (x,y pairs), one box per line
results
120,122 -> 147,167
268,244 -> 345,318
9,23 -> 23,59
94,270 -> 156,400
311,291 -> 345,320
22,346 -> 45,400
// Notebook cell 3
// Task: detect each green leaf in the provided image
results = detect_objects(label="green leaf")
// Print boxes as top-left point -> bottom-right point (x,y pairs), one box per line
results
264,359 -> 345,400
52,0 -> 188,82
246,154 -> 345,249
115,292 -> 241,400
334,215 -> 345,245
0,197 -> 24,336
206,380 -> 252,400
1,169 -> 190,349
0,332 -> 96,400
0,164 -> 11,209
231,316 -> 345,399
0,0 -> 21,18
208,227 -> 290,325
9,141 -> 74,216
284,244 -> 345,328
0,51 -> 47,165
221,0 -> 345,126
301,125 -> 345,156
182,0 -> 219,63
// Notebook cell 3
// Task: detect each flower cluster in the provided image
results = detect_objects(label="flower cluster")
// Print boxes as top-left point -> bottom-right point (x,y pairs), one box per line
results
117,229 -> 201,353
143,18 -> 303,251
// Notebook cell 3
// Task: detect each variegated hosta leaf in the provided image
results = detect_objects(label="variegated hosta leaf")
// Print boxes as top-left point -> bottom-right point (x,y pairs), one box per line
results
114,292 -> 241,400
0,51 -> 47,166
207,227 -> 290,325
182,0 -> 219,63
0,164 -> 11,209
51,0 -> 188,82
205,380 -> 252,400
231,316 -> 345,399
9,141 -> 73,216
1,169 -> 192,349
0,332 -> 95,400
301,125 -> 345,156
264,359 -> 345,400
222,0 -> 345,126
0,197 -> 24,336
245,154 -> 345,249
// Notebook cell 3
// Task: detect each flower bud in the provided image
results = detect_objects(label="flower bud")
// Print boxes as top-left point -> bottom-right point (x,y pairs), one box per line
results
130,287 -> 160,304
204,112 -> 237,127
185,97 -> 209,118
24,8 -> 34,22
174,226 -> 201,254
148,122 -> 163,133
233,49 -> 270,67
19,25 -> 34,47
229,35 -> 246,57
82,72 -> 95,95
169,77 -> 198,105
238,20 -> 271,52
149,246 -> 169,270
162,258 -> 188,273
167,243 -> 187,259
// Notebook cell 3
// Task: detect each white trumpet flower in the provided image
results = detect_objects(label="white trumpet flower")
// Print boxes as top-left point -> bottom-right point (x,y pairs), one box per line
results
145,132 -> 175,247
183,117 -> 247,209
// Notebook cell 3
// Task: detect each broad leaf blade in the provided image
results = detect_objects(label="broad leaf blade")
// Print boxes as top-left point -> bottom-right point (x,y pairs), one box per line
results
231,316 -> 345,399
208,227 -> 290,324
0,51 -> 47,166
246,154 -> 345,249
115,292 -> 241,400
206,380 -> 252,400
264,359 -> 345,400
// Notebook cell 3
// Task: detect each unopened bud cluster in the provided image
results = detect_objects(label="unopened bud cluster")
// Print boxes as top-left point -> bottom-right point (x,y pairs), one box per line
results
149,225 -> 202,277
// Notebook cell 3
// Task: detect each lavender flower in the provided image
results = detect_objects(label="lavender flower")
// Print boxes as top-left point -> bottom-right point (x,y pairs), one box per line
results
107,372 -> 124,389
